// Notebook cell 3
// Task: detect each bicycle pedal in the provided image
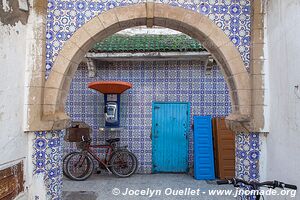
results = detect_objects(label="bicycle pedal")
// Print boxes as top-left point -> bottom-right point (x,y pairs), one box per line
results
96,170 -> 101,174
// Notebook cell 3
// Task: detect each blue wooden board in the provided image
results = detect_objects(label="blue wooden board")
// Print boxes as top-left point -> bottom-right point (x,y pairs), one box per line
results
193,115 -> 215,180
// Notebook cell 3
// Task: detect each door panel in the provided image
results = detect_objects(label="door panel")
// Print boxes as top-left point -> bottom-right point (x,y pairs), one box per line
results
152,102 -> 189,173
194,116 -> 215,180
212,117 -> 235,179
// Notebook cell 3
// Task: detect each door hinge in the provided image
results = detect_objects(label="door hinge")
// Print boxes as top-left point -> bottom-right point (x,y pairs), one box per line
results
154,106 -> 160,109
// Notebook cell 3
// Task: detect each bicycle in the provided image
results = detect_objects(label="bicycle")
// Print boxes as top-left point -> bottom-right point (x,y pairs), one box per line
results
217,178 -> 297,200
63,127 -> 138,181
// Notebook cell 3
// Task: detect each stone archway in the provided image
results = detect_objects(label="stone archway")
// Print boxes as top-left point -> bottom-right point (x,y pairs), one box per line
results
42,3 -> 252,131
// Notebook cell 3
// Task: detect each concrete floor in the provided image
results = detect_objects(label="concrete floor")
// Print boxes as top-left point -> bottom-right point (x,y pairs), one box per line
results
63,174 -> 235,200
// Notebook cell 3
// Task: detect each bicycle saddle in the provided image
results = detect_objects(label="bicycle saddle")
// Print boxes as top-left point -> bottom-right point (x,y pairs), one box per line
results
106,138 -> 120,144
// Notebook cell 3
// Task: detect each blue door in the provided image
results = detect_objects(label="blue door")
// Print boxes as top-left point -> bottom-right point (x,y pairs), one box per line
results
152,102 -> 190,173
194,116 -> 215,180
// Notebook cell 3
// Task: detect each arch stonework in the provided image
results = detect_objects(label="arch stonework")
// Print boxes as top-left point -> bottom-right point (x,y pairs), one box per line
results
41,3 -> 253,132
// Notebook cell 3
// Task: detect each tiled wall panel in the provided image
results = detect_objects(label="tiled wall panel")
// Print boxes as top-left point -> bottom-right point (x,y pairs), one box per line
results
45,0 -> 252,77
32,131 -> 63,200
236,133 -> 260,181
65,60 -> 231,173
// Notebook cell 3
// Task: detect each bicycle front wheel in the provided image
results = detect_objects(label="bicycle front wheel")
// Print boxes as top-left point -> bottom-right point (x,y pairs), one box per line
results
65,152 -> 94,181
109,150 -> 138,178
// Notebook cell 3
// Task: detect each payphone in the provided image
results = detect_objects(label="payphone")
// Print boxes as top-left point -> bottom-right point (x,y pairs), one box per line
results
88,81 -> 132,128
104,94 -> 120,127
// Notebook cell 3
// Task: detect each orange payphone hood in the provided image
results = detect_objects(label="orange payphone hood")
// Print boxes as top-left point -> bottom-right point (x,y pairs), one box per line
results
88,81 -> 132,94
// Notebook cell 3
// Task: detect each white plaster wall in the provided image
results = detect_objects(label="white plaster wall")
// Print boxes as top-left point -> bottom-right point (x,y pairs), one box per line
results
266,0 -> 300,199
0,20 -> 28,197
0,22 -> 28,165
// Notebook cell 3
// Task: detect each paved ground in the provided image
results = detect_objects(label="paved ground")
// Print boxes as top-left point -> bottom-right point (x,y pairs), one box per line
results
63,174 -> 236,200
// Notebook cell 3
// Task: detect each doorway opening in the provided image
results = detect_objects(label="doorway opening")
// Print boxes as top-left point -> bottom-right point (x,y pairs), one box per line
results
63,26 -> 234,178
42,3 -> 252,199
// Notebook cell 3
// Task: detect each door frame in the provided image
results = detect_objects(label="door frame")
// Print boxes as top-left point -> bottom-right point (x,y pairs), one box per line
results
151,102 -> 190,173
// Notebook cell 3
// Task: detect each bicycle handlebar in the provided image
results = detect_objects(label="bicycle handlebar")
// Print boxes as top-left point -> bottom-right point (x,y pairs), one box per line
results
217,178 -> 249,186
217,178 -> 297,190
283,183 -> 297,190
262,181 -> 298,190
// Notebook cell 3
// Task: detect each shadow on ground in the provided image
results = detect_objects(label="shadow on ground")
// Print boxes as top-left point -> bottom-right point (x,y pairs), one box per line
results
63,191 -> 98,200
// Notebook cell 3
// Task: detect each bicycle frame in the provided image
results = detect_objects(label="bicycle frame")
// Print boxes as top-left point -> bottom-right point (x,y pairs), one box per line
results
233,181 -> 261,200
237,185 -> 261,200
79,142 -> 116,173
88,144 -> 114,164
74,137 -> 132,174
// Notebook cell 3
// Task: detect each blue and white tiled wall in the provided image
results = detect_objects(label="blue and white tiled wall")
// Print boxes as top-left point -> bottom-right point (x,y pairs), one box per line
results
64,60 -> 231,173
236,133 -> 260,181
45,0 -> 252,77
32,0 -> 262,199
32,131 -> 64,200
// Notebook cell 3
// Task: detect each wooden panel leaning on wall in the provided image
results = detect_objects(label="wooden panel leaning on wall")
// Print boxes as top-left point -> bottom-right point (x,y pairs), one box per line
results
0,161 -> 24,200
212,117 -> 235,179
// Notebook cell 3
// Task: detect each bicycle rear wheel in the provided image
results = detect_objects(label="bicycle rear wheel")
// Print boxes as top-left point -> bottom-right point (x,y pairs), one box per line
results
109,150 -> 138,178
65,152 -> 94,181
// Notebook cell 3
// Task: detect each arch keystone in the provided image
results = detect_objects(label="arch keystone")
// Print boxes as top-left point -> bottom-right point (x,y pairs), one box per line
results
146,2 -> 154,27
115,4 -> 146,22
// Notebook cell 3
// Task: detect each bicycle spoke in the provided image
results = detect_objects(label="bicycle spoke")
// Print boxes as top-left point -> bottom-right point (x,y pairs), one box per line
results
110,151 -> 137,177
66,152 -> 94,180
